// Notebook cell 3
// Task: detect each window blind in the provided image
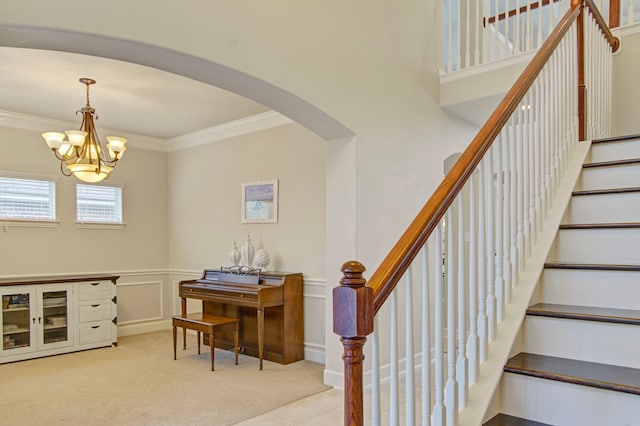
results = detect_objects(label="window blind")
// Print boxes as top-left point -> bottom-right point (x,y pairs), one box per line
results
0,176 -> 56,220
76,184 -> 122,223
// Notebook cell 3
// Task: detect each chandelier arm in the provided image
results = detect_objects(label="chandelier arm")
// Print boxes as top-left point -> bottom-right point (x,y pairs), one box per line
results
60,161 -> 72,177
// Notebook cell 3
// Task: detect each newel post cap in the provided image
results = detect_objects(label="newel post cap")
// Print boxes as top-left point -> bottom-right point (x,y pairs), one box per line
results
333,261 -> 374,337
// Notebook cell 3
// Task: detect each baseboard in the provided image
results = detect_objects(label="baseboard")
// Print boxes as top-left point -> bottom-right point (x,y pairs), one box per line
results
304,345 -> 326,364
117,320 -> 172,337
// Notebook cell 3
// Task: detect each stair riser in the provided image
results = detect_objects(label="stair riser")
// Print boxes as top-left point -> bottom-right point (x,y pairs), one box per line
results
540,268 -> 640,310
564,192 -> 640,224
576,163 -> 640,191
589,139 -> 640,163
522,316 -> 640,369
550,228 -> 640,264
500,373 -> 640,426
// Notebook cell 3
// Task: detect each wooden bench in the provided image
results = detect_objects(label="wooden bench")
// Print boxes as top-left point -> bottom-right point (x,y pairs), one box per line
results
172,313 -> 239,371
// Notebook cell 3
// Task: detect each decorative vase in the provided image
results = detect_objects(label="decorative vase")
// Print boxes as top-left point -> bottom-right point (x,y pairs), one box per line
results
240,234 -> 255,267
228,242 -> 241,267
253,248 -> 270,271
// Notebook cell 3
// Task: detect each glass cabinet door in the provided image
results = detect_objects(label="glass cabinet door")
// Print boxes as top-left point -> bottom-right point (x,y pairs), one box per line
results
2,289 -> 35,354
39,286 -> 73,349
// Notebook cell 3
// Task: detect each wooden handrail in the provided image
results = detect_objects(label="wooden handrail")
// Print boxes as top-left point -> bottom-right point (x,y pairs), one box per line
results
485,0 -> 562,26
585,0 -> 620,52
368,4 -> 582,313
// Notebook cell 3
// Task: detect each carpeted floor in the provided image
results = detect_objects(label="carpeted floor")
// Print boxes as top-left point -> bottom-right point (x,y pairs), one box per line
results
0,330 -> 329,425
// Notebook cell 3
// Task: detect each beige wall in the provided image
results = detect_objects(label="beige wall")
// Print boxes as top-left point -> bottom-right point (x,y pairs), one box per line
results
613,29 -> 640,136
168,123 -> 326,278
0,0 -> 480,384
0,126 -> 169,275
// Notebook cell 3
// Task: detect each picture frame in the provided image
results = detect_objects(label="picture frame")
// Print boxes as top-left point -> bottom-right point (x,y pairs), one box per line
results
241,179 -> 278,224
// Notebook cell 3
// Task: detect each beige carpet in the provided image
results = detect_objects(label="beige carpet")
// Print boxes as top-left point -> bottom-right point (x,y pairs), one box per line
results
0,330 -> 329,425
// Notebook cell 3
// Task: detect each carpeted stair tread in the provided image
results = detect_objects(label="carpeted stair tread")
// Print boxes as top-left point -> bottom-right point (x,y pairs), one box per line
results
572,186 -> 640,196
483,413 -> 552,426
583,158 -> 640,168
592,134 -> 640,144
558,222 -> 640,230
544,262 -> 640,271
504,353 -> 640,395
527,303 -> 640,325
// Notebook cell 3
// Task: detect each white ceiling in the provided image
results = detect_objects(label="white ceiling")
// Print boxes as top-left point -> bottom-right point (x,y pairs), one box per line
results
0,47 -> 270,141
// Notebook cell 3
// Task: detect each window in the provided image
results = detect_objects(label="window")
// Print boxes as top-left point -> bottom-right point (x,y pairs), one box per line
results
0,174 -> 56,221
76,184 -> 123,224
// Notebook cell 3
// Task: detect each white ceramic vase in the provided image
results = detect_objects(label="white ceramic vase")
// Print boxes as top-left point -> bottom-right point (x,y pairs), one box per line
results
240,234 -> 255,267
253,248 -> 270,271
228,242 -> 241,267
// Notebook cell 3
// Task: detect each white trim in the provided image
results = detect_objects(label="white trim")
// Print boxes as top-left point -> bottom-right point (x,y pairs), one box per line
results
304,278 -> 326,287
0,219 -> 59,229
0,169 -> 59,182
439,51 -> 535,82
116,280 -> 164,325
616,22 -> 640,37
166,111 -> 294,152
75,222 -> 126,230
303,293 -> 326,300
117,319 -> 172,337
0,269 -> 170,281
0,109 -> 166,152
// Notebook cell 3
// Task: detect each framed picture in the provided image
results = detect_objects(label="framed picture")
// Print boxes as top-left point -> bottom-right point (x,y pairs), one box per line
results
241,179 -> 278,223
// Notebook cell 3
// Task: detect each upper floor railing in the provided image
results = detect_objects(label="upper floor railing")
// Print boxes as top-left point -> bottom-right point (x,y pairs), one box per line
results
334,1 -> 619,425
442,0 -> 632,73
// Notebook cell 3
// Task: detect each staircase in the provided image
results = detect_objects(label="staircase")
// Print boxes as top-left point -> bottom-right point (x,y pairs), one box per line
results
488,135 -> 640,425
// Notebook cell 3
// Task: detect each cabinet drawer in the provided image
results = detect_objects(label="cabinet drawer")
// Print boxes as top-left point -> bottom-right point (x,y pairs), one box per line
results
78,281 -> 113,301
79,301 -> 112,323
79,321 -> 112,345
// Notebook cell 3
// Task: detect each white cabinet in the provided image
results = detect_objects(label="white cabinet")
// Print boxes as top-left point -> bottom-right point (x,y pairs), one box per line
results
0,275 -> 118,363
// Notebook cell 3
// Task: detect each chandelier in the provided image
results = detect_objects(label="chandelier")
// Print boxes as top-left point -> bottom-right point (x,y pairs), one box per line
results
42,78 -> 127,183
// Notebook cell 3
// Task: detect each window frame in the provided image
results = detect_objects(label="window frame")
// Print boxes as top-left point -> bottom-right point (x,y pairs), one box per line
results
0,171 -> 59,228
75,182 -> 126,230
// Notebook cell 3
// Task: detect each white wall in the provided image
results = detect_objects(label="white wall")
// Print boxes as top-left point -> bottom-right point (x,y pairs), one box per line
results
168,122 -> 328,362
0,0 -> 481,385
613,28 -> 640,136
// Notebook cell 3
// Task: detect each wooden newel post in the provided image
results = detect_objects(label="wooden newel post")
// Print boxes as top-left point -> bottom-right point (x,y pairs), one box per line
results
333,261 -> 374,426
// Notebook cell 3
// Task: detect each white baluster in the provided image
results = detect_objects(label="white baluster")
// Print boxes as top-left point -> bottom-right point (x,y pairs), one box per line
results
448,0 -> 453,72
495,138 -> 504,323
457,0 -> 462,70
523,92 -> 532,258
515,0 -> 521,54
502,130 -> 512,302
468,172 -> 479,384
372,320 -> 381,426
537,0 -> 543,48
445,208 -> 458,426
494,0 -> 500,60
509,119 -> 518,286
456,195 -> 467,408
485,149 -> 497,341
516,103 -> 525,275
534,78 -> 542,236
405,269 -> 415,425
432,225 -> 445,426
475,0 -> 481,66
525,0 -> 532,51
477,161 -> 488,362
466,0 -> 471,69
421,244 -> 431,426
629,0 -> 635,25
390,289 -> 399,426
504,0 -> 510,58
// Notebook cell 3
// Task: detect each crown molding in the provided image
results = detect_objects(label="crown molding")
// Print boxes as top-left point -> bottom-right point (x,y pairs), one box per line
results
0,109 -> 166,152
166,110 -> 294,152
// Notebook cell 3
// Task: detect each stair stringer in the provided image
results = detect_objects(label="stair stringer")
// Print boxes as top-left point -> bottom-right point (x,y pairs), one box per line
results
459,140 -> 592,426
